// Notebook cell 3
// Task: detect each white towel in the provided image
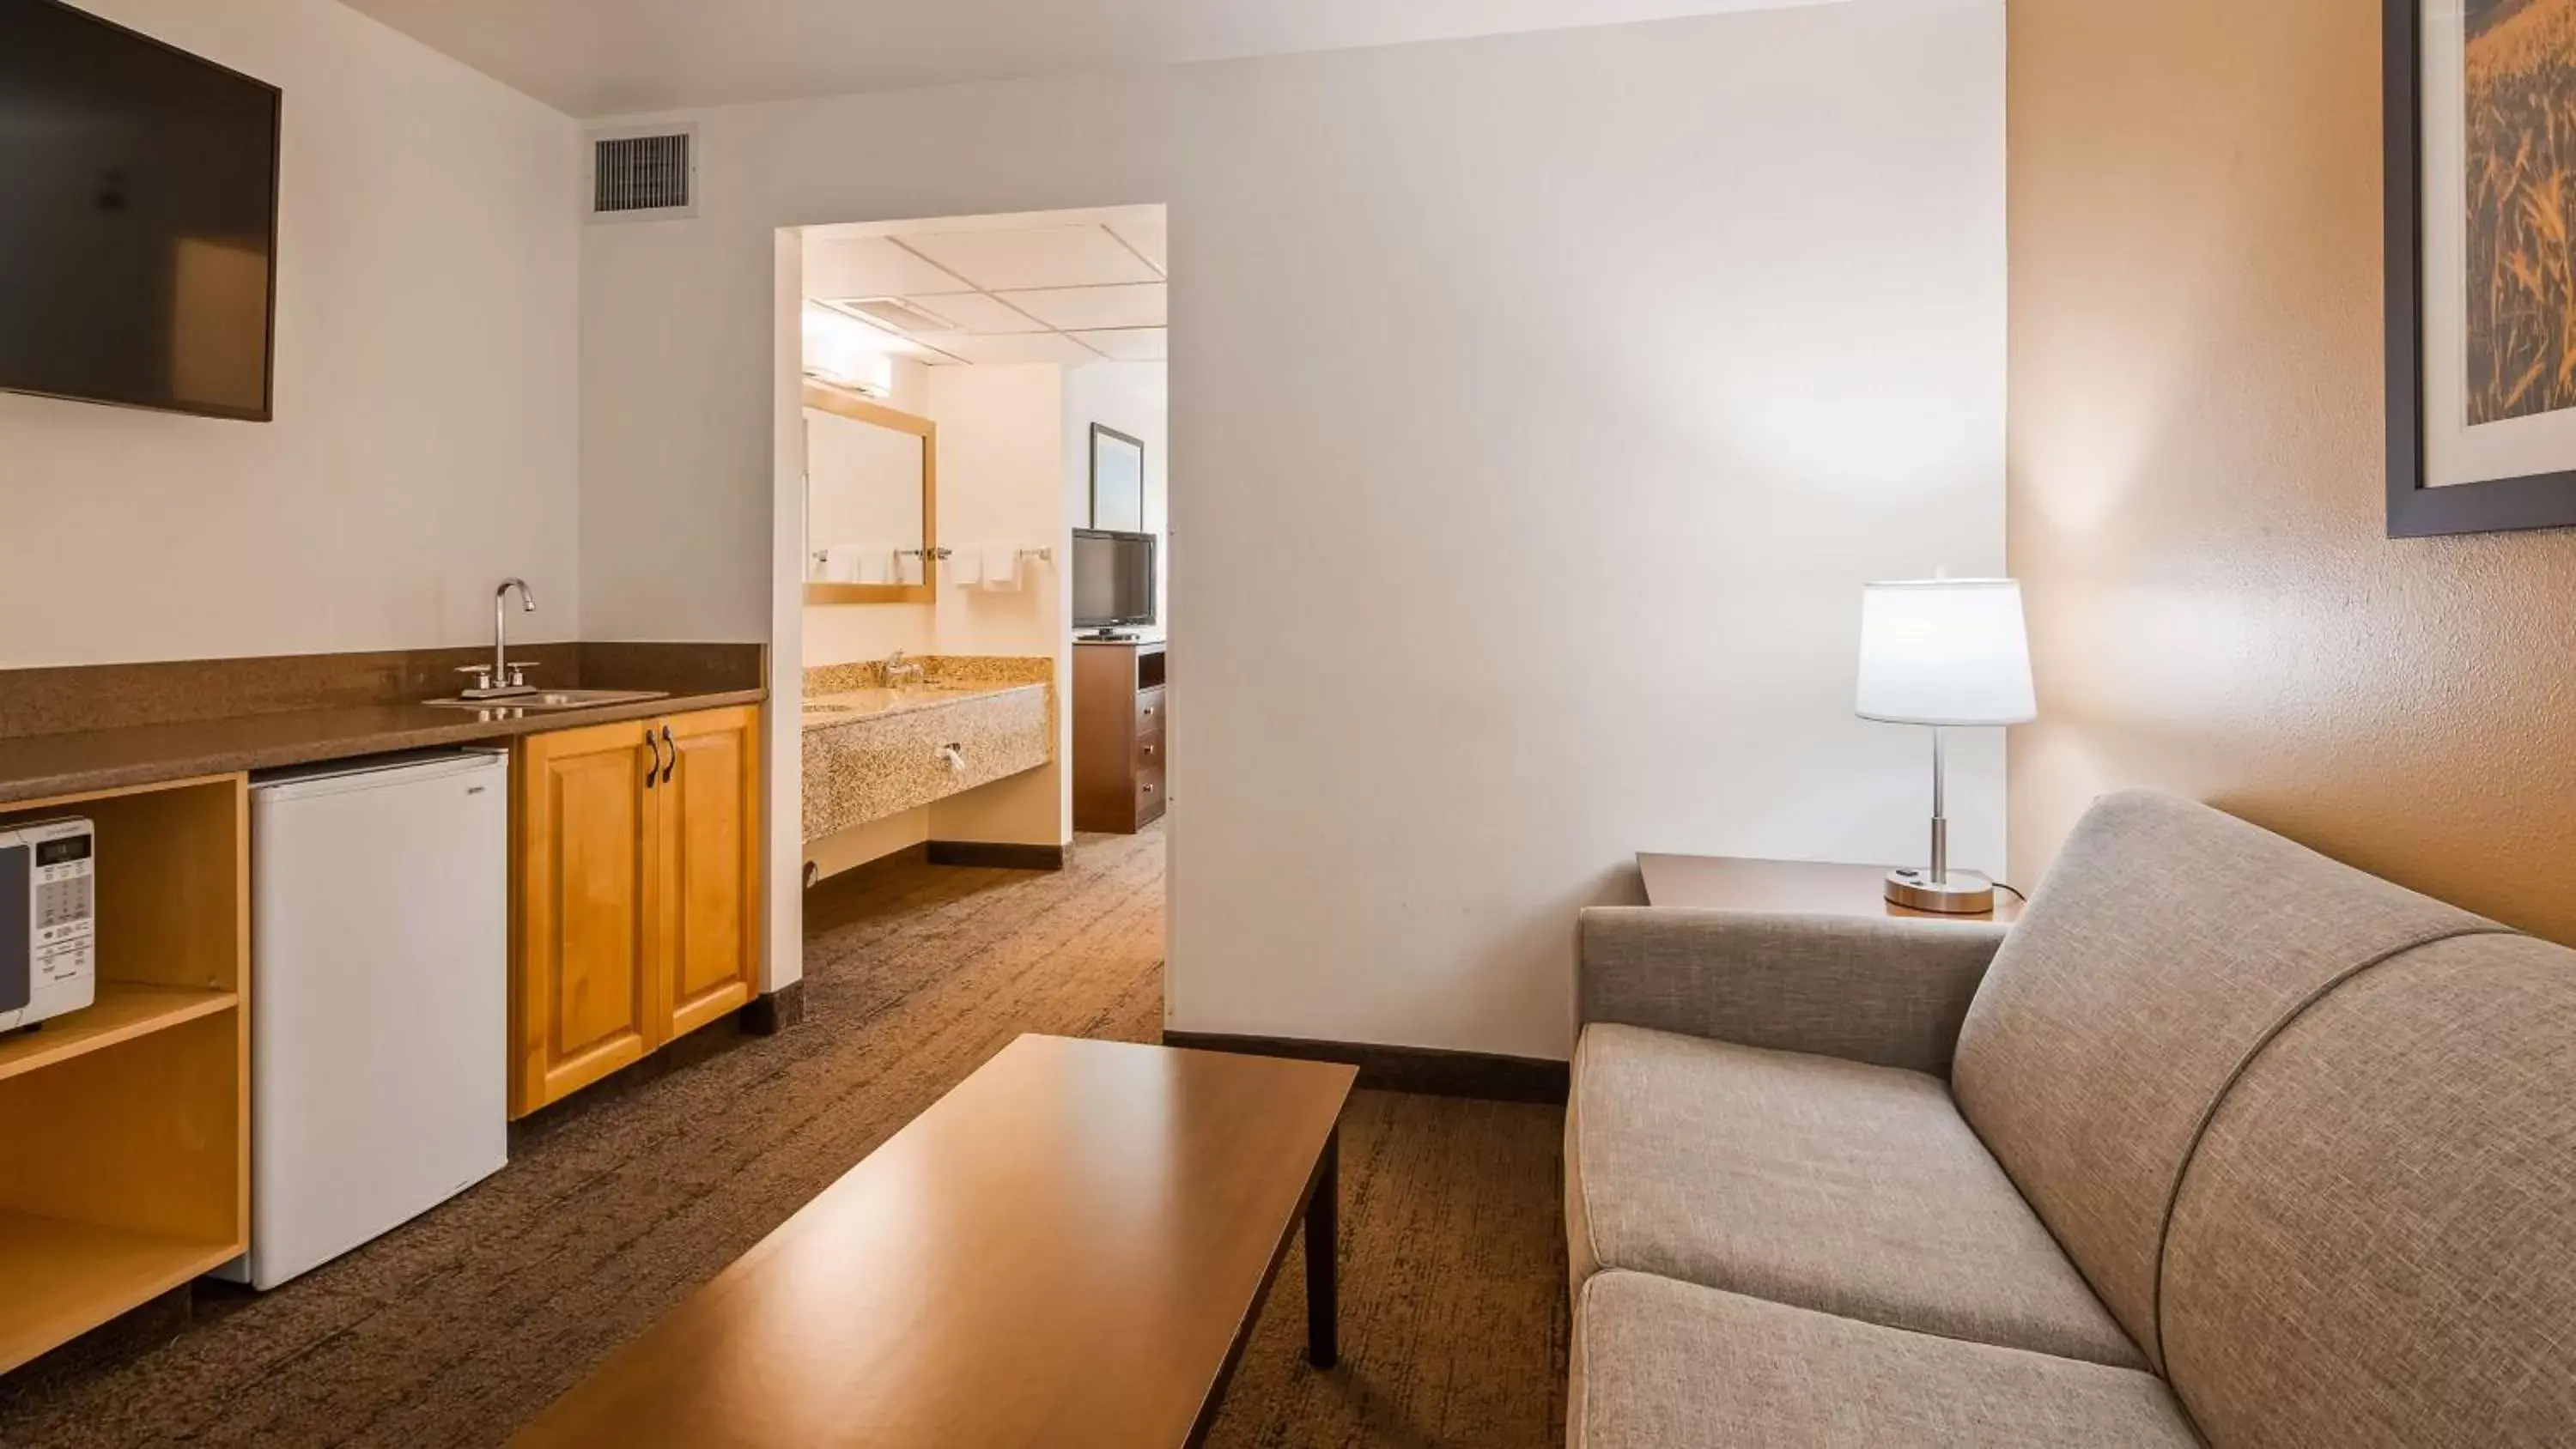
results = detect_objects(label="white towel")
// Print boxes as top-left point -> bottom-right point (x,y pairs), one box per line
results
978,549 -> 1020,591
948,549 -> 984,587
855,551 -> 888,585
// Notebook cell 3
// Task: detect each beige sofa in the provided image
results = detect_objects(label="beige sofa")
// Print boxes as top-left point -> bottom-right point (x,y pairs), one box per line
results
1566,790 -> 2576,1447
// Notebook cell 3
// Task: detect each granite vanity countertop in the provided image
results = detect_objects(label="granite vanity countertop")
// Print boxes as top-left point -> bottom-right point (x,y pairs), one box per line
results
0,686 -> 767,807
800,680 -> 1045,731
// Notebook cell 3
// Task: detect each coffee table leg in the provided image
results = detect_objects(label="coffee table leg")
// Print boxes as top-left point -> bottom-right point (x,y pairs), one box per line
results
1306,1126 -> 1339,1369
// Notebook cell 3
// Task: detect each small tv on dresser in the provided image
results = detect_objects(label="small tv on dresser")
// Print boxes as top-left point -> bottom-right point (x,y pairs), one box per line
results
0,0 -> 283,420
1072,530 -> 1157,641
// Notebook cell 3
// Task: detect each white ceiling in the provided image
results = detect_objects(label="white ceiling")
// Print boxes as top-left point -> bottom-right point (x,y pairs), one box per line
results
805,208 -> 1169,367
334,0 -> 1850,117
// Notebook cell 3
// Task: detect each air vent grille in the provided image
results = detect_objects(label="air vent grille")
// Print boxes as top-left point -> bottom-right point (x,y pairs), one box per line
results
591,129 -> 694,219
825,297 -> 955,336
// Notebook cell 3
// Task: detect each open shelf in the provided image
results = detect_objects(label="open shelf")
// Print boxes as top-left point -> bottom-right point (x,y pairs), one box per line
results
0,984 -> 238,1084
0,773 -> 246,1373
0,1211 -> 240,1373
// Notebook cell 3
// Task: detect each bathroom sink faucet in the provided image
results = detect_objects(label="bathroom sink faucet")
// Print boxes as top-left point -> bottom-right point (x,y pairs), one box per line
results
884,649 -> 927,688
457,579 -> 540,699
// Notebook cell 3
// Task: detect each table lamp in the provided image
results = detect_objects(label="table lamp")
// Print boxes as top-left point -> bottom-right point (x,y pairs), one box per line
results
1856,578 -> 2036,914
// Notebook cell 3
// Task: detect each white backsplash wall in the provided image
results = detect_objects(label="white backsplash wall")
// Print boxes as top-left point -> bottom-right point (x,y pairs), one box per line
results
600,1 -> 2007,1040
0,0 -> 582,669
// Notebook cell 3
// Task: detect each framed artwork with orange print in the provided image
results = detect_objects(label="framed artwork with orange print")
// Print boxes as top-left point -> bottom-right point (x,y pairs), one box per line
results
2389,0 -> 2576,535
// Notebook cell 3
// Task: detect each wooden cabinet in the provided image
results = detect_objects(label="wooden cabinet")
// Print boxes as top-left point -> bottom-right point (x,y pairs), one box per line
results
511,705 -> 761,1118
1072,642 -> 1167,834
659,708 -> 762,1042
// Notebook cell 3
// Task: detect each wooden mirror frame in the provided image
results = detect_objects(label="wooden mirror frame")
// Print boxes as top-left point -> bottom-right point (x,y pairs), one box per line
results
803,379 -> 939,604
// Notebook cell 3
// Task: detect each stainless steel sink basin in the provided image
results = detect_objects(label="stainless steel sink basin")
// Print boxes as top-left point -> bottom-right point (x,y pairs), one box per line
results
423,688 -> 670,712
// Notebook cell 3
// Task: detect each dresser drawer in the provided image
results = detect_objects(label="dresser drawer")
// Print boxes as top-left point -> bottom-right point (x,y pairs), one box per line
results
1136,763 -> 1166,819
1134,687 -> 1165,735
1135,730 -> 1163,772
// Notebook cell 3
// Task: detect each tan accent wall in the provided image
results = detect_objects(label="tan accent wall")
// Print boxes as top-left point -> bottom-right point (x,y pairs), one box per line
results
2008,0 -> 2576,943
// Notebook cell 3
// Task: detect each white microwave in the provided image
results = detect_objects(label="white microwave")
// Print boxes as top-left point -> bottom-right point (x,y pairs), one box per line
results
1,818 -> 96,1033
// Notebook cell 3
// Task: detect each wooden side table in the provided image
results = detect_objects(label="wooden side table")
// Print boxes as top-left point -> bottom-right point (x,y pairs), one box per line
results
1637,854 -> 2026,925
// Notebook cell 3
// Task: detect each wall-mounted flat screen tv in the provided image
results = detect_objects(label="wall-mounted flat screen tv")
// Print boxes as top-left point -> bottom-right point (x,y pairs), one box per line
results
0,0 -> 283,420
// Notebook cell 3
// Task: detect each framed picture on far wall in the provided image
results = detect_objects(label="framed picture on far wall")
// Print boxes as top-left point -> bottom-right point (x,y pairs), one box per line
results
1090,424 -> 1145,532
2389,0 -> 2576,537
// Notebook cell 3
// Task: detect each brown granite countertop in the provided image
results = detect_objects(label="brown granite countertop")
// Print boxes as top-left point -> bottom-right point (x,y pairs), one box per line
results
0,688 -> 766,807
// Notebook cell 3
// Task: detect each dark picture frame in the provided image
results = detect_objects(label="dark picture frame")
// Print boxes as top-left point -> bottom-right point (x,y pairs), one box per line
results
2386,0 -> 2576,537
1089,423 -> 1146,532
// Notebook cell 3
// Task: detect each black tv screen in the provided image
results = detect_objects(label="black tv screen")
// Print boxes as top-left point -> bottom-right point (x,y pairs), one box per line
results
1072,530 -> 1157,631
0,0 -> 281,420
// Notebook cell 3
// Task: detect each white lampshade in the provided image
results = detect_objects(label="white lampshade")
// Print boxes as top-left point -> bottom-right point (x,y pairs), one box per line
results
1856,579 -> 2037,727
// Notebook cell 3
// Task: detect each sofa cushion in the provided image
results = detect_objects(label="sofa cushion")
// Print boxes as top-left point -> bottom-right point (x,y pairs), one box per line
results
1570,1270 -> 2199,1449
1569,1023 -> 2142,1368
2160,932 -> 2576,1448
1949,790 -> 2506,1367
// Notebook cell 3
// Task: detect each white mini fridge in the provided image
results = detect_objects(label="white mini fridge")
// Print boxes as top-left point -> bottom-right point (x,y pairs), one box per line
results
216,749 -> 511,1290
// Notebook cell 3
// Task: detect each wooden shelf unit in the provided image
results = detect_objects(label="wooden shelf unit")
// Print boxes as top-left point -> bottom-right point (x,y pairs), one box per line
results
0,982 -> 237,1083
0,773 -> 247,1374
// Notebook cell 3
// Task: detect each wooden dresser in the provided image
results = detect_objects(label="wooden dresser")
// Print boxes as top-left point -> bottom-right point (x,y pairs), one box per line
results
1072,640 -> 1165,834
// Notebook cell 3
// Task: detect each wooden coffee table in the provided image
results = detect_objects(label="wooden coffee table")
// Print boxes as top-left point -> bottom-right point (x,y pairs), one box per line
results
515,1035 -> 1357,1448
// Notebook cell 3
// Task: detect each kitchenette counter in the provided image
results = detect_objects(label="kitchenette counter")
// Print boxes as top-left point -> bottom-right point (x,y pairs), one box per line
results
0,643 -> 767,806
0,688 -> 764,806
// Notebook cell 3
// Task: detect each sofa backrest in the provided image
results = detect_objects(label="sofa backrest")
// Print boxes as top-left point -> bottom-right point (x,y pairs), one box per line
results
1949,790 -> 2503,1369
2158,929 -> 2576,1446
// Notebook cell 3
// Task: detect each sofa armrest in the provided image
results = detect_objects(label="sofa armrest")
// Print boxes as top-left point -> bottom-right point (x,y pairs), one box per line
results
1577,907 -> 2007,1076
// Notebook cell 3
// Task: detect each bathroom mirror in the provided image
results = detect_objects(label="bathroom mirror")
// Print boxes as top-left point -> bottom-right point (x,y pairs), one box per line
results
804,379 -> 937,604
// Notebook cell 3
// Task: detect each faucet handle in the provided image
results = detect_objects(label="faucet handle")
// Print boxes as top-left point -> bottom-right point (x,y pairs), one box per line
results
504,660 -> 542,688
453,664 -> 495,691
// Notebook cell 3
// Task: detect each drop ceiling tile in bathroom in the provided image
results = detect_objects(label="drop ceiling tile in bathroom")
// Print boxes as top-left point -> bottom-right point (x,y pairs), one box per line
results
805,235 -> 970,299
999,283 -> 1167,332
914,331 -> 1104,365
895,226 -> 1160,291
1071,328 -> 1168,361
908,291 -> 1050,334
1107,219 -> 1167,272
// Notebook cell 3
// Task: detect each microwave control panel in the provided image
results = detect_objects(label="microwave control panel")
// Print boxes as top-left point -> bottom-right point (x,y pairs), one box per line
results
5,818 -> 96,1030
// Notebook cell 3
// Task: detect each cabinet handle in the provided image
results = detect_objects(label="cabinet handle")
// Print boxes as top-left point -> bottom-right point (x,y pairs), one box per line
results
660,725 -> 677,784
1142,743 -> 1157,756
644,726 -> 662,788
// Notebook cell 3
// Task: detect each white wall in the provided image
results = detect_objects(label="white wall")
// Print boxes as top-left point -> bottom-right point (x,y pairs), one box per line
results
588,0 -> 2007,1050
0,0 -> 582,668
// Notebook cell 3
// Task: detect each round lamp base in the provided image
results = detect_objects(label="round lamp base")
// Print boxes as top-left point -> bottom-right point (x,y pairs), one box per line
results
1885,869 -> 1997,916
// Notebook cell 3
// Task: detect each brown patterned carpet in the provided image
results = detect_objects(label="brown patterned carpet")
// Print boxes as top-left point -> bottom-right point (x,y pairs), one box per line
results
0,823 -> 1570,1447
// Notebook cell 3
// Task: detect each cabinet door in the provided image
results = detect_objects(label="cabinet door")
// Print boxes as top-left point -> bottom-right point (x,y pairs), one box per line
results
513,720 -> 662,1117
656,706 -> 762,1043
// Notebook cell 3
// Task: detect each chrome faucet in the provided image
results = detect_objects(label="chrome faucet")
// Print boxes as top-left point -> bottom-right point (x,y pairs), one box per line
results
495,579 -> 537,682
457,579 -> 540,699
883,648 -> 926,689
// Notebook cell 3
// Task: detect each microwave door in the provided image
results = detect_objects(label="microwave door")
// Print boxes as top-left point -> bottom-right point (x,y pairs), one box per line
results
0,840 -> 27,1016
